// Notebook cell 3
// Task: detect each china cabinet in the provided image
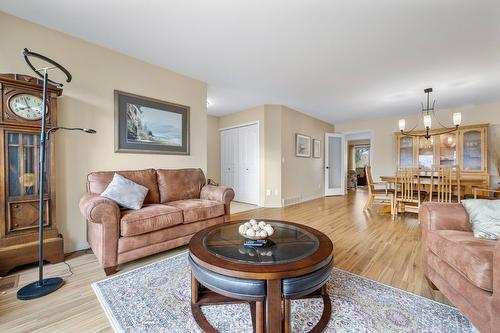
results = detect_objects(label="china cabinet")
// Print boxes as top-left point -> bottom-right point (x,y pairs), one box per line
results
395,123 -> 489,189
0,73 -> 63,276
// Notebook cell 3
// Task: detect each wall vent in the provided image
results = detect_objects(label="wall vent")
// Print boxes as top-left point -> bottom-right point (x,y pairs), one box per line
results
282,196 -> 301,207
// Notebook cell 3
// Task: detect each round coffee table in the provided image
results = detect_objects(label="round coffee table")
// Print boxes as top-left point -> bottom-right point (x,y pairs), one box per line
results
189,220 -> 334,333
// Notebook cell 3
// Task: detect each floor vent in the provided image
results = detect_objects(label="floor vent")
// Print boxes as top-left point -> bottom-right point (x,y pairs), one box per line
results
0,274 -> 19,292
282,196 -> 301,207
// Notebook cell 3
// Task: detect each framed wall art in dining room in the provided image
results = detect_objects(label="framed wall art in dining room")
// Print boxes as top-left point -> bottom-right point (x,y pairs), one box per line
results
295,133 -> 311,157
114,90 -> 190,154
313,139 -> 321,158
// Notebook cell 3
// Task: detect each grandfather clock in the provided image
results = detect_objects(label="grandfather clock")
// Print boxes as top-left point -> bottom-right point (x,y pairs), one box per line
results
0,73 -> 63,276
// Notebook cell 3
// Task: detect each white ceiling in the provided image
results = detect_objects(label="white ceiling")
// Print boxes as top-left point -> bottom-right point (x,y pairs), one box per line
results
1,0 -> 500,124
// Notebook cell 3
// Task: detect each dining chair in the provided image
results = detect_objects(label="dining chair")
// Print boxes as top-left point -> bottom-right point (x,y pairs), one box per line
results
429,165 -> 461,203
394,166 -> 423,215
472,186 -> 500,199
364,165 -> 395,219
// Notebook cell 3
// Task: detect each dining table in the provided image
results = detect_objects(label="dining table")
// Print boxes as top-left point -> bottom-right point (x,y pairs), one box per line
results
380,173 -> 488,196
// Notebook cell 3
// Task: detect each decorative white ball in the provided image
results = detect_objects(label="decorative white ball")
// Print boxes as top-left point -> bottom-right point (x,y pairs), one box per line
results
258,221 -> 267,229
244,222 -> 251,228
246,229 -> 256,237
259,230 -> 268,237
239,225 -> 247,234
249,219 -> 257,225
265,226 -> 274,236
252,225 -> 260,231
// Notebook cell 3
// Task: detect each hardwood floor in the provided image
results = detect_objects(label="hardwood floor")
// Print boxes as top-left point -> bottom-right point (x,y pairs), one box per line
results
0,190 -> 448,332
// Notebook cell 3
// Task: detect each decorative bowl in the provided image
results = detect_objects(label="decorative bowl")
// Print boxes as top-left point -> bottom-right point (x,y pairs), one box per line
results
238,219 -> 275,240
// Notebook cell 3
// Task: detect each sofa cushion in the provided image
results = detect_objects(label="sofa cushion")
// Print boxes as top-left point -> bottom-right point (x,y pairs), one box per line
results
427,230 -> 495,291
87,169 -> 160,204
120,204 -> 183,237
168,199 -> 225,224
157,168 -> 206,203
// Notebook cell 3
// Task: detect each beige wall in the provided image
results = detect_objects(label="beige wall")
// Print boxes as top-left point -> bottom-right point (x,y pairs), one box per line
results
215,105 -> 335,207
264,105 -> 283,207
281,106 -> 335,203
206,115 -> 220,183
0,12 -> 208,252
335,101 -> 500,181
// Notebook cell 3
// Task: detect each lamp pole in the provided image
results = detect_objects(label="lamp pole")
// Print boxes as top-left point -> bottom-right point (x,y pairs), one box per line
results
37,69 -> 48,285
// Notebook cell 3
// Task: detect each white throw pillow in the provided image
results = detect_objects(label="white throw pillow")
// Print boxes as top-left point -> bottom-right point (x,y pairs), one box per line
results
462,199 -> 500,240
101,173 -> 149,210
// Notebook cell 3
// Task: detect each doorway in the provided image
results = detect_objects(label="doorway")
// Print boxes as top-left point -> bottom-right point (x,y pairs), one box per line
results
220,123 -> 260,205
345,131 -> 373,190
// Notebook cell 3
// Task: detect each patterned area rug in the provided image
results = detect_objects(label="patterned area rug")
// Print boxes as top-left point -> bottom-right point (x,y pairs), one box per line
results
92,252 -> 473,333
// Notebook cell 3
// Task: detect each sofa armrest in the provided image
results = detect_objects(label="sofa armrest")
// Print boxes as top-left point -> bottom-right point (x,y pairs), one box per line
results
493,242 -> 500,331
79,193 -> 121,269
79,193 -> 120,225
419,202 -> 471,232
200,185 -> 235,217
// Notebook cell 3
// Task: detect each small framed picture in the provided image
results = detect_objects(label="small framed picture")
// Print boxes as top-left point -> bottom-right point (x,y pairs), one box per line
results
295,133 -> 311,157
114,90 -> 190,155
313,139 -> 321,158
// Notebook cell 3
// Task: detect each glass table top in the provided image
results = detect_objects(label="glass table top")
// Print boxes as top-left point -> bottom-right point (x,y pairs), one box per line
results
203,221 -> 319,265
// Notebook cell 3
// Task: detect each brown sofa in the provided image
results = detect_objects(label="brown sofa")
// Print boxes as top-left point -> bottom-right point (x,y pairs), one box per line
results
420,202 -> 500,333
79,168 -> 234,275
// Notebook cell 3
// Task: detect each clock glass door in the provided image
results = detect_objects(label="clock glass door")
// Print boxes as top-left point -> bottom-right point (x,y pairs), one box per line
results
6,131 -> 49,232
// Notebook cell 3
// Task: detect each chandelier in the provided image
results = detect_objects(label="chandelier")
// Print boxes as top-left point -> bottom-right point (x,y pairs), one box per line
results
398,88 -> 462,139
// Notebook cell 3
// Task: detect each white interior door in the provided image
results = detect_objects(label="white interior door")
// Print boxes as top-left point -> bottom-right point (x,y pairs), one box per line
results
325,133 -> 346,196
238,124 -> 259,204
220,129 -> 238,195
220,123 -> 259,205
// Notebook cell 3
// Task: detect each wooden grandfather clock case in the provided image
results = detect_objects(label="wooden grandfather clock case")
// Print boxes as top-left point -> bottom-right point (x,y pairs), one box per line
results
0,73 -> 64,276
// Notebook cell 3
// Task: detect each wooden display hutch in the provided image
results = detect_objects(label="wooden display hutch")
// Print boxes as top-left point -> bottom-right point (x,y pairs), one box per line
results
395,123 -> 489,192
0,74 -> 64,276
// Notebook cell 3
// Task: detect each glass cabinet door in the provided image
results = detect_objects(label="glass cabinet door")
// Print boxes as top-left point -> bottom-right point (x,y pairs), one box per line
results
6,132 -> 46,198
439,133 -> 457,166
461,130 -> 483,171
399,136 -> 414,166
418,137 -> 434,169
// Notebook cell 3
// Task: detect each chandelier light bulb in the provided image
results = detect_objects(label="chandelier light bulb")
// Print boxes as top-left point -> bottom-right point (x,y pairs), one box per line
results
423,114 -> 432,129
453,112 -> 462,126
399,119 -> 406,131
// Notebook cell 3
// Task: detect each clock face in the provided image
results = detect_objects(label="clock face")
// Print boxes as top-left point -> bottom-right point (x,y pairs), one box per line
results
8,93 -> 46,120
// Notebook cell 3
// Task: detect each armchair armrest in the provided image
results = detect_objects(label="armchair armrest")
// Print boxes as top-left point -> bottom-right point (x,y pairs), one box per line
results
79,193 -> 120,225
419,202 -> 471,232
200,185 -> 235,217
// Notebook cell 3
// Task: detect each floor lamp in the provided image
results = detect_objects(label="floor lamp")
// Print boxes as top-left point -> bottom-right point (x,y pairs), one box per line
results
17,49 -> 96,300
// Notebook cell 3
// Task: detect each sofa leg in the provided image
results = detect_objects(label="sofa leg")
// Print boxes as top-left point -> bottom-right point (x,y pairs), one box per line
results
104,265 -> 118,276
425,276 -> 438,290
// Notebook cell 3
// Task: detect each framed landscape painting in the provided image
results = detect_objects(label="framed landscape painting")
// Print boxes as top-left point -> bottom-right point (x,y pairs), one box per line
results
114,90 -> 190,154
295,133 -> 311,157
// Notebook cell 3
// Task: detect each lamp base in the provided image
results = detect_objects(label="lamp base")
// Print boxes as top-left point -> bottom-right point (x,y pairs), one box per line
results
16,277 -> 64,300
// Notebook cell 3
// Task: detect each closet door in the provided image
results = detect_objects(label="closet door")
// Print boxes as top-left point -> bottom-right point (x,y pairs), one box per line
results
238,124 -> 259,205
220,129 -> 238,198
